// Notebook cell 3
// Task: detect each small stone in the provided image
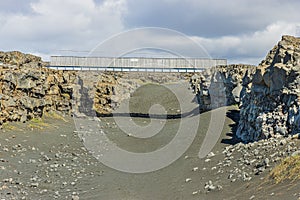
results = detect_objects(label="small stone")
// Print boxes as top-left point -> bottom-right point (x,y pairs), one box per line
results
204,180 -> 217,191
264,158 -> 270,167
31,182 -> 39,188
242,160 -> 249,166
207,152 -> 215,158
30,175 -> 38,182
185,178 -> 192,183
3,178 -> 13,183
55,191 -> 60,196
208,185 -> 216,191
280,139 -> 287,145
29,159 -> 37,164
72,195 -> 80,200
217,185 -> 223,190
40,189 -> 48,194
292,134 -> 299,139
192,167 -> 199,172
55,153 -> 61,158
242,172 -> 252,181
43,155 -> 51,161
250,159 -> 257,164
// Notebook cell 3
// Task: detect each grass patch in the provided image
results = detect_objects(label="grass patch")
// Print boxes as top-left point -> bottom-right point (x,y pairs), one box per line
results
30,118 -> 43,123
269,155 -> 300,184
61,93 -> 70,99
27,117 -> 50,130
43,111 -> 68,122
2,123 -> 22,131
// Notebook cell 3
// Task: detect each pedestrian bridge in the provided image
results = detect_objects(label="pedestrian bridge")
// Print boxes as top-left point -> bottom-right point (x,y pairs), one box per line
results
48,56 -> 227,73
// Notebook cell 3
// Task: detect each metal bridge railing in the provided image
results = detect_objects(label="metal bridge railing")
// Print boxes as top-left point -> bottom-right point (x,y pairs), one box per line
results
47,66 -> 206,73
50,56 -> 227,69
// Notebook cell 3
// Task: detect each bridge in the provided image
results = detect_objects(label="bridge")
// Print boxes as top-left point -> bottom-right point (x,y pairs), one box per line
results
48,56 -> 227,72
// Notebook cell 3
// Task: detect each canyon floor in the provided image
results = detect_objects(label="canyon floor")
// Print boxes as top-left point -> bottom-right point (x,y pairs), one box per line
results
0,82 -> 300,200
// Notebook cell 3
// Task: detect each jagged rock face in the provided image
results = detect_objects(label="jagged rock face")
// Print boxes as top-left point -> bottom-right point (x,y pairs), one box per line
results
94,73 -> 119,115
92,72 -> 190,115
0,51 -> 43,67
190,65 -> 256,111
0,52 -> 76,126
72,72 -> 139,116
0,51 -> 193,125
237,35 -> 300,142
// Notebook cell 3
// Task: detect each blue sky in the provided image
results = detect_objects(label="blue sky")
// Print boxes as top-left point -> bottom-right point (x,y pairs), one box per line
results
0,0 -> 299,64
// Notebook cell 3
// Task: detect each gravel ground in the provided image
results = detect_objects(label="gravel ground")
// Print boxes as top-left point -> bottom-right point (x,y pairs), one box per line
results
1,82 -> 300,200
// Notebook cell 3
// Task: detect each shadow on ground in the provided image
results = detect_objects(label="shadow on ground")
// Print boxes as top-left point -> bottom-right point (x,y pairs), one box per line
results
221,108 -> 243,145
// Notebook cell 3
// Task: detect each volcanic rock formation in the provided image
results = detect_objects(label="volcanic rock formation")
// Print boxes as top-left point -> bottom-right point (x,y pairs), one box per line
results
0,51 -> 76,126
237,35 -> 300,142
190,65 -> 256,111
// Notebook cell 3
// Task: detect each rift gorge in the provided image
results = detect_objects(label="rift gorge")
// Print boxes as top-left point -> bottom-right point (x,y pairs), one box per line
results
0,35 -> 300,199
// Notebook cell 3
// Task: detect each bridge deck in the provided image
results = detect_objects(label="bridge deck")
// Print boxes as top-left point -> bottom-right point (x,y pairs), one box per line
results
48,56 -> 227,72
47,66 -> 206,72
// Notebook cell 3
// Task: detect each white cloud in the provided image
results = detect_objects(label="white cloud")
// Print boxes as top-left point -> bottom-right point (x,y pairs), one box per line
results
0,0 -> 127,60
191,21 -> 299,64
89,28 -> 210,58
0,0 -> 299,64
125,0 -> 300,37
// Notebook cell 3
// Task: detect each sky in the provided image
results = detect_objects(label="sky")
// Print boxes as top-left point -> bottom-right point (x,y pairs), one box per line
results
0,0 -> 299,64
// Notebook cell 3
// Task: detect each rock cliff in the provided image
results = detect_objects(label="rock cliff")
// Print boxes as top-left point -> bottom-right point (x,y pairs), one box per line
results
79,72 -> 190,116
190,65 -> 256,111
237,35 -> 300,142
0,51 -> 76,126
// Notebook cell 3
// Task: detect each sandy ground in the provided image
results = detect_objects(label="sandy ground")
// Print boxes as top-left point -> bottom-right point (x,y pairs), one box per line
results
0,82 -> 300,200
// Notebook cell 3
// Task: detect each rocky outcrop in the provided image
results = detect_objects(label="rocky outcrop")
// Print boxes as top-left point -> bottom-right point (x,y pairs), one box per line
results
0,51 -> 43,67
79,72 -> 190,116
190,65 -> 256,111
237,35 -> 300,142
0,51 -> 76,126
0,50 -> 192,126
189,36 -> 300,142
93,72 -> 119,115
72,72 -> 138,117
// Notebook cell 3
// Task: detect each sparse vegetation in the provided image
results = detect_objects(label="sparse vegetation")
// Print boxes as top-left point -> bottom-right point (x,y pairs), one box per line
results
269,155 -> 300,184
61,93 -> 70,99
43,111 -> 68,122
2,123 -> 21,131
27,117 -> 50,130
